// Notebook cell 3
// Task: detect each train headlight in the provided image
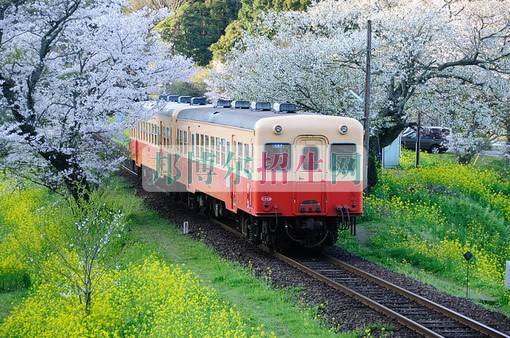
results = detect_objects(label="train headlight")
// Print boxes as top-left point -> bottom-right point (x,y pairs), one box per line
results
274,125 -> 283,134
339,125 -> 348,135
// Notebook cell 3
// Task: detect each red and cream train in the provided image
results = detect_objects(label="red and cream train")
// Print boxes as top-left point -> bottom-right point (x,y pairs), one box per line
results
128,96 -> 363,250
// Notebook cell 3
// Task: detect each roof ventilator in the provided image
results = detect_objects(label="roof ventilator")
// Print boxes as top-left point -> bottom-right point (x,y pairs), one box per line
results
273,103 -> 297,114
250,101 -> 272,111
178,96 -> 192,103
167,95 -> 179,102
213,99 -> 232,108
158,94 -> 167,101
231,100 -> 250,109
190,97 -> 207,105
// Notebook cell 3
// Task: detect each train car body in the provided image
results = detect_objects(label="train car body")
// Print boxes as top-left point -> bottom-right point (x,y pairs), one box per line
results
129,99 -> 363,250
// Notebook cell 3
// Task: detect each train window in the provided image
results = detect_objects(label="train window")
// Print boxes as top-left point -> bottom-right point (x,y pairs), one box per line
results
244,144 -> 250,171
195,133 -> 200,158
191,133 -> 195,156
183,131 -> 188,154
227,141 -> 231,165
205,135 -> 210,158
178,129 -> 182,153
237,142 -> 243,170
264,143 -> 291,171
221,139 -> 226,165
209,136 -> 214,157
330,143 -> 357,172
301,146 -> 319,171
216,138 -> 221,165
200,134 -> 205,159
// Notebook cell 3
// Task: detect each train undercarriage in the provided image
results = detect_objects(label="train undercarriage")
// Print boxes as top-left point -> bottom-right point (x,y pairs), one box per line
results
183,189 -> 356,251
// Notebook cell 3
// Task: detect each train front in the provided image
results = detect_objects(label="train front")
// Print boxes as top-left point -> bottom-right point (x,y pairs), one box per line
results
249,113 -> 364,249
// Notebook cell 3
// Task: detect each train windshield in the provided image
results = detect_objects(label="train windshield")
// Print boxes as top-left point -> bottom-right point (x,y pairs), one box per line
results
263,143 -> 291,171
301,146 -> 319,171
330,143 -> 357,173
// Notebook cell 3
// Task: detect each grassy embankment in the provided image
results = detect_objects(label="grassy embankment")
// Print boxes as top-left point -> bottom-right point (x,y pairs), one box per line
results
0,175 -> 380,337
339,150 -> 510,315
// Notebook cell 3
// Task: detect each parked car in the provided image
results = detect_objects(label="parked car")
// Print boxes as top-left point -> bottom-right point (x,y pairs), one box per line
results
401,126 -> 450,153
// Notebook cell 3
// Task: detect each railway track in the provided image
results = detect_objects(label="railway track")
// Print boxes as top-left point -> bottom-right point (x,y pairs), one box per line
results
209,217 -> 509,337
274,254 -> 510,338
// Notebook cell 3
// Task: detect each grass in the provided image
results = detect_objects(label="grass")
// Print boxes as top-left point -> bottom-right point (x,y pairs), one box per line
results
0,290 -> 29,324
120,185 -> 342,337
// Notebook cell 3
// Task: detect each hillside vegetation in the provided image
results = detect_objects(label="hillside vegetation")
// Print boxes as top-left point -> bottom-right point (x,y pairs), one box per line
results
339,150 -> 510,314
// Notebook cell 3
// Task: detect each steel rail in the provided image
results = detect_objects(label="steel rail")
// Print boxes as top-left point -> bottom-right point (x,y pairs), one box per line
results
322,254 -> 509,338
273,252 -> 443,338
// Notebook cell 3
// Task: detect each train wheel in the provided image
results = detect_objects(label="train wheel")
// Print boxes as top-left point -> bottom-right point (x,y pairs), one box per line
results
213,201 -> 221,218
240,213 -> 248,236
187,194 -> 198,211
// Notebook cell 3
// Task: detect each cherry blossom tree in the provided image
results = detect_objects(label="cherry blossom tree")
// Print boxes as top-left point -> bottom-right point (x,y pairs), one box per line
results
0,0 -> 195,201
208,0 -> 510,163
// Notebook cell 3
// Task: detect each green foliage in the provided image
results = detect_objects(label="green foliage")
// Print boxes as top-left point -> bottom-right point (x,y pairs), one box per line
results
343,150 -> 510,309
154,0 -> 312,64
158,0 -> 241,66
210,19 -> 244,61
210,0 -> 311,61
165,79 -> 206,96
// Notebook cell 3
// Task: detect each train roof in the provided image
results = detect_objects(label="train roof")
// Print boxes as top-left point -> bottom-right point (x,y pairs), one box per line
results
167,105 -> 320,130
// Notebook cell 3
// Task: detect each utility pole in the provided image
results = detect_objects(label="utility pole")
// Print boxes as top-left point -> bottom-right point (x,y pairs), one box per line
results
363,20 -> 372,190
415,111 -> 421,167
